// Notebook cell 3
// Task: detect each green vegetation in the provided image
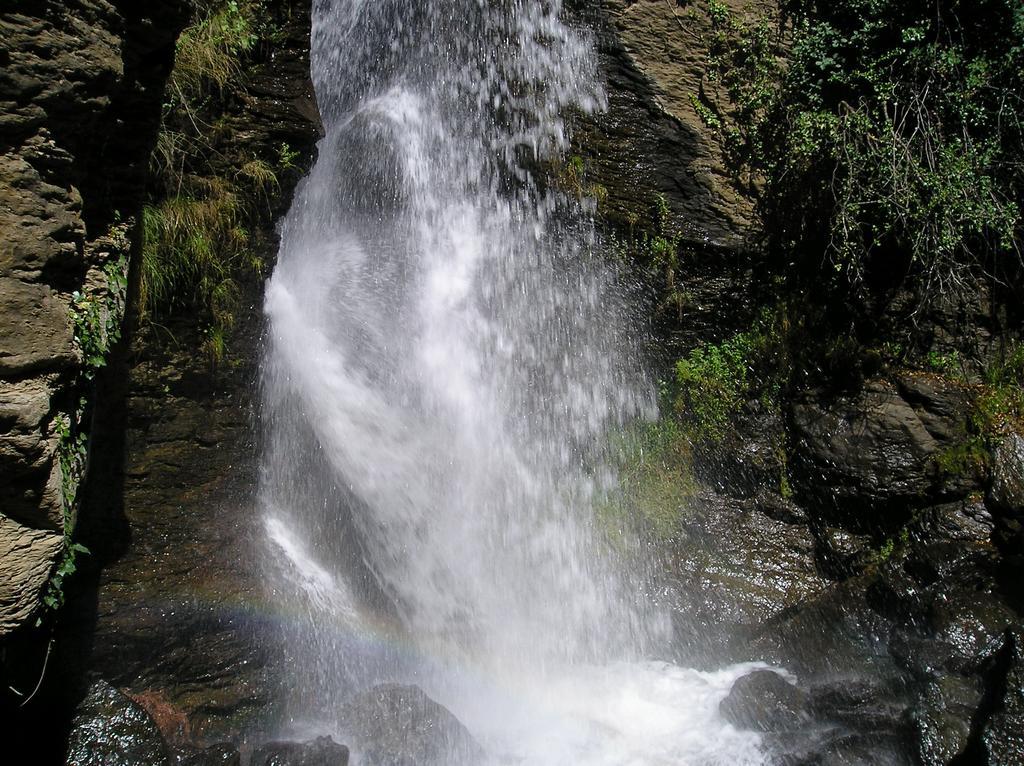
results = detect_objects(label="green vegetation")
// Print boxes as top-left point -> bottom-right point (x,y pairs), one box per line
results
42,410 -> 91,616
41,246 -> 130,619
674,331 -> 755,441
69,251 -> 130,374
672,307 -> 789,442
925,350 -> 964,379
169,0 -> 259,104
870,526 -> 911,567
601,419 -> 697,541
552,154 -> 609,209
696,0 -> 1023,316
277,142 -> 302,171
143,0 -> 286,365
936,342 -> 1024,478
973,343 -> 1024,437
600,307 -> 792,540
141,182 -> 250,357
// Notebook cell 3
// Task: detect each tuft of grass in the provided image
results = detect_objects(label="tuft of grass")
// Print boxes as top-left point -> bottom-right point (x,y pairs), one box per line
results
238,157 -> 279,194
141,177 -> 254,360
170,0 -> 258,104
551,154 -> 609,208
600,419 -> 698,542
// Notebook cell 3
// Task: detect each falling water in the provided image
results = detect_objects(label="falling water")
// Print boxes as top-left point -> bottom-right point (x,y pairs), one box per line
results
260,1 -> 766,763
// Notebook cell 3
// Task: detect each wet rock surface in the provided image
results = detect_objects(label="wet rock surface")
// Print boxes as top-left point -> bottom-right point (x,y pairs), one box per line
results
990,433 -> 1024,513
339,684 -> 485,766
645,371 -> 1021,765
65,680 -> 171,766
175,743 -> 242,766
251,737 -> 349,766
720,670 -> 808,732
667,487 -> 827,664
981,631 -> 1024,764
789,379 -> 970,518
911,675 -> 982,765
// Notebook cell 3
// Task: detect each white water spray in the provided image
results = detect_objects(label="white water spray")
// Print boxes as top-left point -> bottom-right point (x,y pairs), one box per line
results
260,1 -> 766,763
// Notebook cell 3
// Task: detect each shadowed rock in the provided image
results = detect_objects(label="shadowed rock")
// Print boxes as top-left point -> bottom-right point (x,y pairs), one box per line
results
720,670 -> 808,732
175,743 -> 241,766
982,631 -> 1024,765
340,684 -> 485,766
911,675 -> 981,766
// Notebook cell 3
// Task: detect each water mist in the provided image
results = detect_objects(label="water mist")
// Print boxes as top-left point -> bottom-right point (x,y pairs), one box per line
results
260,1 -> 767,763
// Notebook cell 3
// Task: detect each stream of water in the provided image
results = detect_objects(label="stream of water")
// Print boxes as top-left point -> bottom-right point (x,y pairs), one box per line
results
260,1 -> 766,763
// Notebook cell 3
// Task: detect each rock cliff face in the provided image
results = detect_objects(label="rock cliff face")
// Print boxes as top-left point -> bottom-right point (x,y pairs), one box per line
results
1,0 -> 1021,762
52,0 -> 320,749
570,0 -> 773,249
581,2 -> 1024,763
0,0 -> 190,636
1,0 -> 319,756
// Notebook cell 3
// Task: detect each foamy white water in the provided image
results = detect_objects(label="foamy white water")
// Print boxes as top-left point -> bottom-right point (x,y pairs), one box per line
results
259,1 -> 767,763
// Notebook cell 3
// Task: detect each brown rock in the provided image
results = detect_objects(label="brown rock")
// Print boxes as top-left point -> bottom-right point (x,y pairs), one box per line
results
0,514 -> 63,633
0,277 -> 76,377
0,0 -> 190,636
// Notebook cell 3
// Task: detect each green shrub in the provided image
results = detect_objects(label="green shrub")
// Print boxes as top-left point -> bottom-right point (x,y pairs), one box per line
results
695,0 -> 1024,310
674,333 -> 753,441
672,307 -> 789,441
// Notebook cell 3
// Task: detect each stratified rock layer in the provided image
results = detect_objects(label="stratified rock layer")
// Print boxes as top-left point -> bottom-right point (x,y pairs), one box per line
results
52,0 -> 321,745
0,0 -> 188,636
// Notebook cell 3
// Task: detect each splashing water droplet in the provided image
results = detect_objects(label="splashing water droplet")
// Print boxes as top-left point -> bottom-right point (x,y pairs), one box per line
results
259,2 -> 768,763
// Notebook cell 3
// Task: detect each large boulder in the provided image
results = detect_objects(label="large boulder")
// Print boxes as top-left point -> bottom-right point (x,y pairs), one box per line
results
65,680 -> 171,766
790,377 -> 972,519
720,670 -> 808,732
339,684 -> 484,766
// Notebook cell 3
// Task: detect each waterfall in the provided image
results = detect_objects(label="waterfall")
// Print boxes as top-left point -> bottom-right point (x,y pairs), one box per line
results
260,1 -> 766,763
